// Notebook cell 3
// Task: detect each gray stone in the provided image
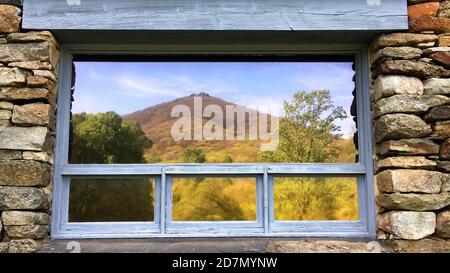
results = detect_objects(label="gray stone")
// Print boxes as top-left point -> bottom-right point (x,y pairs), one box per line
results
438,161 -> 450,173
379,60 -> 450,79
443,177 -> 450,192
0,42 -> 59,67
373,75 -> 423,101
8,239 -> 39,253
0,186 -> 49,210
12,103 -> 54,127
37,238 -> 385,253
5,225 -> 49,239
416,42 -> 436,48
8,61 -> 52,71
0,126 -> 53,152
2,211 -> 50,226
0,87 -> 55,104
0,119 -> 10,127
436,210 -> 450,238
423,47 -> 450,55
382,238 -> 450,253
426,105 -> 450,121
377,211 -> 436,240
32,70 -> 56,82
0,101 -> 13,110
439,9 -> 450,18
22,151 -> 53,164
433,121 -> 450,139
419,57 -> 433,63
377,192 -> 450,211
376,156 -> 436,170
0,149 -> 21,160
0,242 -> 8,253
371,46 -> 422,63
376,138 -> 440,156
6,31 -> 59,48
374,114 -> 431,143
0,109 -> 11,120
0,67 -> 27,87
423,78 -> 450,95
371,33 -> 438,51
265,240 -> 382,253
376,169 -> 446,193
374,95 -> 450,117
0,160 -> 51,187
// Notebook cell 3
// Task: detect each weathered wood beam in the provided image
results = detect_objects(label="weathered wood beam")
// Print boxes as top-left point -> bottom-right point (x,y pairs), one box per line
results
22,0 -> 408,31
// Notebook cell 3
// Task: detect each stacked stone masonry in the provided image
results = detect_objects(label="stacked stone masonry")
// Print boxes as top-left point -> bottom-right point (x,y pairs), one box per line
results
372,0 -> 450,248
0,1 -> 59,253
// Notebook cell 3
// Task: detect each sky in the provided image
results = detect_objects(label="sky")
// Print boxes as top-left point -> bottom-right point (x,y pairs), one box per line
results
72,61 -> 356,137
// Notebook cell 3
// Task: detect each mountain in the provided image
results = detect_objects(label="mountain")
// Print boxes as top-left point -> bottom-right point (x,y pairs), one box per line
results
123,92 -> 267,163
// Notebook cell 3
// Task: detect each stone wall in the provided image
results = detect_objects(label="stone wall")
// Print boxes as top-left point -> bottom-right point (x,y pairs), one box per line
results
372,0 -> 450,250
0,0 -> 59,253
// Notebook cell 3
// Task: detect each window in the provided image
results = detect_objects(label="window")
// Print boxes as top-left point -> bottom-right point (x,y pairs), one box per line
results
52,45 -> 375,238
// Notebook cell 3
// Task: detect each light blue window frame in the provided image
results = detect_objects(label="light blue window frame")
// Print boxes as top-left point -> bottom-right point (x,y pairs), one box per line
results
51,44 -> 376,239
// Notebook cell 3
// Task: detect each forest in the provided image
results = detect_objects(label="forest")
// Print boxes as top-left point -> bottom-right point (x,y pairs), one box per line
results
68,90 -> 359,222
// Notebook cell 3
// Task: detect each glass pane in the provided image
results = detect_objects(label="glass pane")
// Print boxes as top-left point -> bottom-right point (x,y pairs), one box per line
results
69,177 -> 155,222
172,177 -> 257,221
69,57 -> 358,164
273,177 -> 359,221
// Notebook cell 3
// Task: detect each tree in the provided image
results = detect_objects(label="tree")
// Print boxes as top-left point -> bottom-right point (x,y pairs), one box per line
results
182,147 -> 206,163
69,112 -> 154,222
260,90 -> 358,220
70,111 -> 151,164
260,89 -> 347,163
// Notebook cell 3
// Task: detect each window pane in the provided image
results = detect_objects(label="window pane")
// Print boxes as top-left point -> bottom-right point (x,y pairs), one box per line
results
172,177 -> 257,221
69,57 -> 358,164
69,177 -> 155,222
273,177 -> 359,221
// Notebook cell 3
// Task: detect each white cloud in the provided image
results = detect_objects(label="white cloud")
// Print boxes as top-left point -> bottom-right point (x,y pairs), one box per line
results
115,75 -> 185,98
86,69 -> 238,99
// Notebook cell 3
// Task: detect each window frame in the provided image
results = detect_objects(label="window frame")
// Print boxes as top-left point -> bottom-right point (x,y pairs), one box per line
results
51,43 -> 376,239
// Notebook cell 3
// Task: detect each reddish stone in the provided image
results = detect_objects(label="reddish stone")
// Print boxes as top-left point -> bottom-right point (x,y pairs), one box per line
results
432,52 -> 450,68
0,5 -> 21,34
408,2 -> 440,18
409,16 -> 450,34
440,139 -> 450,160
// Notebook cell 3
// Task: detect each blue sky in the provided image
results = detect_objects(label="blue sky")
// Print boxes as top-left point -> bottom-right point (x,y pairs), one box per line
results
73,61 -> 356,137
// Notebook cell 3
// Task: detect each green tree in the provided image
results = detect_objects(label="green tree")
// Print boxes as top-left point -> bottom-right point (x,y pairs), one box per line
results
182,147 -> 206,163
261,90 -> 347,163
260,90 -> 357,220
69,112 -> 154,222
70,111 -> 151,163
